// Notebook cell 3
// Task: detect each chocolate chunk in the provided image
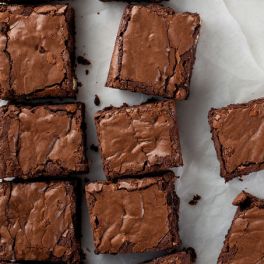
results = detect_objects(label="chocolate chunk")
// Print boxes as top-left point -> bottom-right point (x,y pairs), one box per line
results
0,103 -> 89,179
218,191 -> 264,263
209,98 -> 264,181
94,100 -> 183,180
85,171 -> 181,254
106,4 -> 201,100
0,181 -> 80,263
77,56 -> 91,65
0,4 -> 76,100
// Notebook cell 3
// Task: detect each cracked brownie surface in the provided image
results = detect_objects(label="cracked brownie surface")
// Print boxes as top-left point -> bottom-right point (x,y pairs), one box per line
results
0,4 -> 76,100
0,103 -> 88,179
106,4 -> 201,100
0,181 -> 80,263
218,191 -> 264,264
208,98 -> 264,181
94,100 -> 183,180
85,172 -> 181,254
145,251 -> 192,264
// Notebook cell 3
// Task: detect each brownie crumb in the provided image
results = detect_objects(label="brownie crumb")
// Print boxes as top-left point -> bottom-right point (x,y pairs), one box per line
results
186,247 -> 197,262
189,194 -> 201,206
85,69 -> 89,75
97,12 -> 100,15
94,94 -> 101,106
238,178 -> 243,182
77,81 -> 82,87
77,56 -> 91,66
90,144 -> 99,152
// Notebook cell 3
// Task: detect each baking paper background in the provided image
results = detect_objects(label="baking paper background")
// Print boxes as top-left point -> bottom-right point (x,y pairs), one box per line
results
1,0 -> 264,263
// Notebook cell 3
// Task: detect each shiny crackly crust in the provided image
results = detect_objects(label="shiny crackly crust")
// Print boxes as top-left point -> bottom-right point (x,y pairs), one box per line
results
94,100 -> 183,180
0,180 -> 80,263
0,4 -> 76,100
85,171 -> 181,254
0,103 -> 89,179
217,191 -> 264,264
106,4 -> 201,100
208,98 -> 264,181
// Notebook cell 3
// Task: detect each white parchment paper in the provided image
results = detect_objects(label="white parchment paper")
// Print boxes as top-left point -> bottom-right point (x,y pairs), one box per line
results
2,0 -> 264,263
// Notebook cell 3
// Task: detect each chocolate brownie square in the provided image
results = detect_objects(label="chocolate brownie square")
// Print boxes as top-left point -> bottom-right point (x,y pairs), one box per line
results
0,103 -> 88,179
94,100 -> 183,180
85,171 -> 181,254
218,191 -> 264,263
0,4 -> 76,100
209,98 -> 264,181
145,251 -> 192,264
106,4 -> 201,100
0,181 -> 80,263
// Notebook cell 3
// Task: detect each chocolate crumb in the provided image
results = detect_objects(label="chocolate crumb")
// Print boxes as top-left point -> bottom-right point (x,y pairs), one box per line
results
186,247 -> 197,262
97,12 -> 100,15
239,178 -> 243,182
189,194 -> 201,206
77,56 -> 91,66
94,94 -> 101,106
90,144 -> 99,152
85,69 -> 89,75
77,81 -> 82,87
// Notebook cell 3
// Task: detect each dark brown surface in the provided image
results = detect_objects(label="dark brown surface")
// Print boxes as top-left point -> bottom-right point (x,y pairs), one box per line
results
218,191 -> 264,264
106,4 -> 201,100
0,181 -> 80,263
144,251 -> 192,264
85,171 -> 181,254
0,103 -> 88,179
0,4 -> 76,100
209,98 -> 264,181
94,100 -> 183,180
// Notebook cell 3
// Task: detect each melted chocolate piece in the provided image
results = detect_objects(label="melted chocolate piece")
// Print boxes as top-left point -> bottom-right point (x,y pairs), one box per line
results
0,4 -> 76,100
77,56 -> 91,65
94,94 -> 100,106
218,191 -> 264,264
106,4 -> 201,100
209,98 -> 264,181
0,181 -> 80,263
85,172 -> 181,254
189,194 -> 201,206
94,100 -> 183,180
0,103 -> 89,179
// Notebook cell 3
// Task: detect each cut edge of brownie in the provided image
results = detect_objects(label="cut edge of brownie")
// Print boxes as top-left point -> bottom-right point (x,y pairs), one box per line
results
0,102 -> 89,180
208,98 -> 264,181
85,171 -> 181,254
217,191 -> 264,264
0,4 -> 77,101
94,99 -> 183,180
105,4 -> 201,100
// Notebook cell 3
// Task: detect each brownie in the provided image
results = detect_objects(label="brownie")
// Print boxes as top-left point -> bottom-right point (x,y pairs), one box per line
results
218,191 -> 264,263
144,252 -> 192,264
0,4 -> 76,100
0,103 -> 88,179
106,4 -> 201,100
85,171 -> 181,254
208,98 -> 264,181
94,100 -> 183,180
0,181 -> 80,263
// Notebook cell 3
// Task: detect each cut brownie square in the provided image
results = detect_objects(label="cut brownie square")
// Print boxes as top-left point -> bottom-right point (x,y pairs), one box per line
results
0,4 -> 76,100
85,171 -> 181,254
208,98 -> 264,181
94,100 -> 183,180
0,181 -> 80,263
144,251 -> 192,264
218,191 -> 264,264
0,103 -> 88,179
106,4 -> 201,100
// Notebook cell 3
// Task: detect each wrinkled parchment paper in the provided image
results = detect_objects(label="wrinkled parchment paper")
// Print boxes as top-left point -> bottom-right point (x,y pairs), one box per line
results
2,0 -> 264,263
